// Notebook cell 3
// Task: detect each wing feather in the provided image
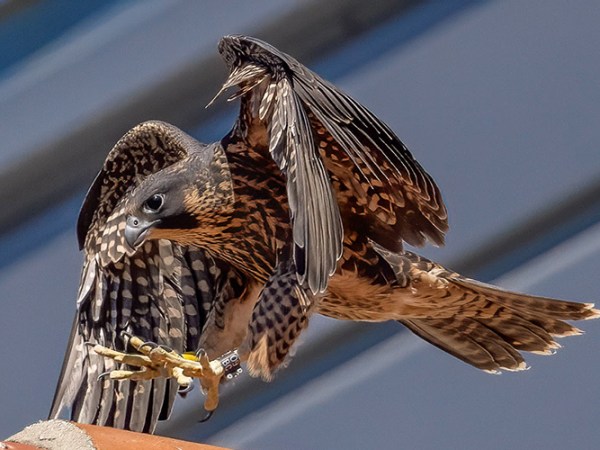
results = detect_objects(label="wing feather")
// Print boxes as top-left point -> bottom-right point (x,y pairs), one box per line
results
50,121 -> 231,432
269,79 -> 343,292
214,36 -> 448,292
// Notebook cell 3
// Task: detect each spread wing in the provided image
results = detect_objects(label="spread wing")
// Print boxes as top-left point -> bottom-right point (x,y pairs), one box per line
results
49,121 -> 242,432
213,35 -> 448,293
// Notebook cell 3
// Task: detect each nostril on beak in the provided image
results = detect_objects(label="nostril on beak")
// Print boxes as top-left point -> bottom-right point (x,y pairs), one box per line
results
125,215 -> 145,249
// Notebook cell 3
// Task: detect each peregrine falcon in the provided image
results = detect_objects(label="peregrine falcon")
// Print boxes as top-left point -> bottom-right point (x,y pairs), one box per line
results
50,35 -> 599,432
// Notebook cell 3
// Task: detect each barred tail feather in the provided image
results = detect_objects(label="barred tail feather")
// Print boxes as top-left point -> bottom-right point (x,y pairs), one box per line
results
400,317 -> 527,373
400,275 -> 599,373
452,277 -> 600,322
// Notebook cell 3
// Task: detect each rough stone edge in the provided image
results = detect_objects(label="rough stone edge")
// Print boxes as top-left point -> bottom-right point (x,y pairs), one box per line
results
6,420 -> 95,450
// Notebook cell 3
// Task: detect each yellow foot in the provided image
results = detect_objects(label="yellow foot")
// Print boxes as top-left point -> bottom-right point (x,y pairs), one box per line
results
91,334 -> 240,418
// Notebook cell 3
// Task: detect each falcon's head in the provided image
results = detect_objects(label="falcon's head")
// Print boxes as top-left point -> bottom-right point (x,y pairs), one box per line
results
123,143 -> 234,250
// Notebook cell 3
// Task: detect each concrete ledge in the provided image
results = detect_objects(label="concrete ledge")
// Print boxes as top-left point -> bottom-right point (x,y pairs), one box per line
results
4,420 -> 227,450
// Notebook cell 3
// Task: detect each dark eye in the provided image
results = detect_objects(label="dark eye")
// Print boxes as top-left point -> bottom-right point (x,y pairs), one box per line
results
143,194 -> 164,213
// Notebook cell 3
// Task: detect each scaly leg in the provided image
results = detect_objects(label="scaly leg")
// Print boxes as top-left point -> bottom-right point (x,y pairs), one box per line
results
92,334 -> 242,418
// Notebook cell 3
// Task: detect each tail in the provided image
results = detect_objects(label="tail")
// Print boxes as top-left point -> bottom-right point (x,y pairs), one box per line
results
376,247 -> 600,373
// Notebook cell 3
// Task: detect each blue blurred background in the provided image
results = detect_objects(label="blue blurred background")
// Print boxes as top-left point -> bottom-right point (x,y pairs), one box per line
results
1,1 -> 599,448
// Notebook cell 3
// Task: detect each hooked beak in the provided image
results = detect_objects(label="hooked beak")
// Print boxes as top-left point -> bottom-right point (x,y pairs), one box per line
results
124,215 -> 159,249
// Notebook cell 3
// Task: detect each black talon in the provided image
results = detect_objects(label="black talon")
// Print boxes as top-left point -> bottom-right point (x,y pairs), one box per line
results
178,383 -> 194,394
178,383 -> 194,397
120,331 -> 134,349
97,371 -> 112,380
140,341 -> 159,351
198,410 -> 214,423
120,331 -> 133,340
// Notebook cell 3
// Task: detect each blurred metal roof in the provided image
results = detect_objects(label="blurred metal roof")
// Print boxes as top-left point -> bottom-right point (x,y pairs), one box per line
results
0,0 -> 423,237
